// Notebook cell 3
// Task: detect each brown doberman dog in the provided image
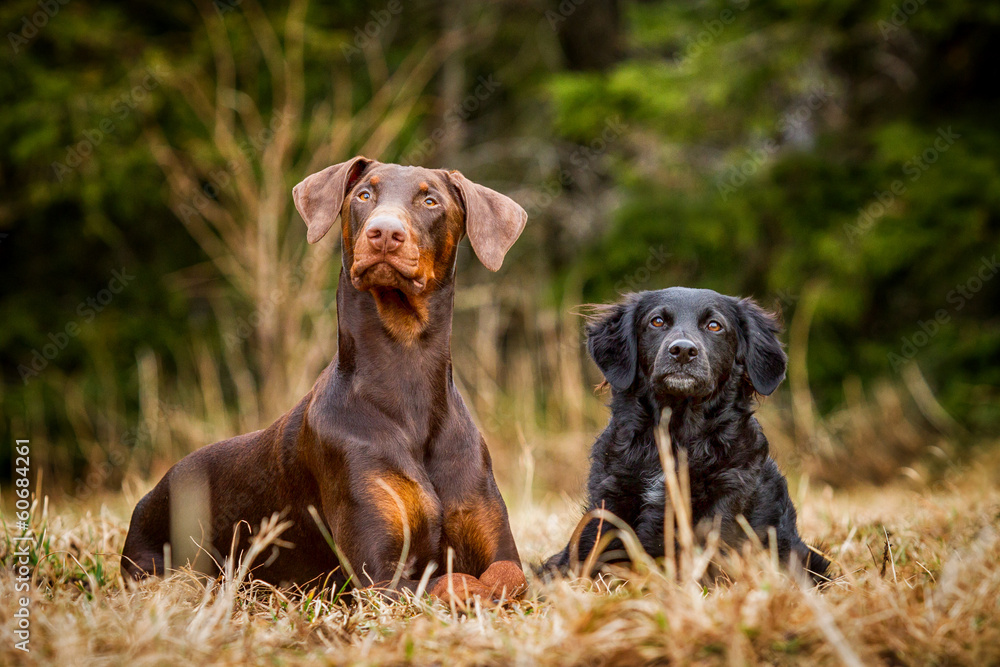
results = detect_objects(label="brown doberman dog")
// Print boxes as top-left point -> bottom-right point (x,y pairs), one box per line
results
121,157 -> 528,604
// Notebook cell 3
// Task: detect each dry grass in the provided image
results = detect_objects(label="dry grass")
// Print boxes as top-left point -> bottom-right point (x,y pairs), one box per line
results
3,449 -> 999,667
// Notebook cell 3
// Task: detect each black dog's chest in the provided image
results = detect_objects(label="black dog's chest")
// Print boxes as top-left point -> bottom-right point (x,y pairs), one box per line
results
639,436 -> 761,519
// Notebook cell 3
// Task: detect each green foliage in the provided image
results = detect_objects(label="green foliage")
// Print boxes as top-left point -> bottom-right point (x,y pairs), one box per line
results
1,0 -> 997,489
550,0 -> 1000,431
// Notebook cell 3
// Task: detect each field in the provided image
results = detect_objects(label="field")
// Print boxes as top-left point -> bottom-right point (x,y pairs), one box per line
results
3,443 -> 999,666
3,1 -> 998,664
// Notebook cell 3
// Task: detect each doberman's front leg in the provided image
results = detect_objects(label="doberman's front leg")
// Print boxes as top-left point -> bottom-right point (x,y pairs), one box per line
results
440,493 -> 527,603
321,471 -> 500,605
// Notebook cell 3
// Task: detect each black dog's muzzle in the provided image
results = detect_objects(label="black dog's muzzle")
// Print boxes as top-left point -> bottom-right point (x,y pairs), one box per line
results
653,337 -> 713,398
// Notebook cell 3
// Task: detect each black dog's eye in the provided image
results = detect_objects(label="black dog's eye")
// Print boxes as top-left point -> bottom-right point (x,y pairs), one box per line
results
423,196 -> 438,207
357,191 -> 371,202
706,320 -> 723,332
650,316 -> 665,328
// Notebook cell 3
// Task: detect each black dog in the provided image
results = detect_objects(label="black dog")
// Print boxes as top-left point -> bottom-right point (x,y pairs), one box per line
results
545,287 -> 830,584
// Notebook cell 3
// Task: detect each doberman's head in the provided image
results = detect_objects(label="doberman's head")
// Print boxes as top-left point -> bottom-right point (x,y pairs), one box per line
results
293,157 -> 527,343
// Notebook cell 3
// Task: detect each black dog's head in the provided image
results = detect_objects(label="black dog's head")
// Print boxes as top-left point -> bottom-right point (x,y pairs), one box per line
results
587,287 -> 787,402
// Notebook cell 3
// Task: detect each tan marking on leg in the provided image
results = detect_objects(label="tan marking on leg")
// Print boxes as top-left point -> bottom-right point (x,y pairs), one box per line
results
365,472 -> 434,540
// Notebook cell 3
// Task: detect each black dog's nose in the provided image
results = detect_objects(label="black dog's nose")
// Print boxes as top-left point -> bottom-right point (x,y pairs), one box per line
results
668,339 -> 699,364
366,216 -> 407,253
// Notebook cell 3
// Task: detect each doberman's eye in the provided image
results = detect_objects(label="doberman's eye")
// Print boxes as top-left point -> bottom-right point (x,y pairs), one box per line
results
706,320 -> 723,332
357,191 -> 371,201
650,316 -> 665,328
423,196 -> 438,207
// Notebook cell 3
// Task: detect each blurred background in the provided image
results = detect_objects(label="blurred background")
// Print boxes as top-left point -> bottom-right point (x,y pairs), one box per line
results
1,0 -> 998,503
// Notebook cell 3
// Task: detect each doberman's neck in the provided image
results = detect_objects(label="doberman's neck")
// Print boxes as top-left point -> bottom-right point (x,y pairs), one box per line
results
334,266 -> 456,399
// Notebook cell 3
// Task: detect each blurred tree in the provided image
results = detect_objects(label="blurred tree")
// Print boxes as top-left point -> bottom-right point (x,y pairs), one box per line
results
547,0 -> 1000,434
1,0 -> 998,489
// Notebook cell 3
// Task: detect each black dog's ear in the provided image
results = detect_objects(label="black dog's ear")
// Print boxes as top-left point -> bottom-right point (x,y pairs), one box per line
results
586,299 -> 638,392
736,298 -> 787,396
293,156 -> 374,243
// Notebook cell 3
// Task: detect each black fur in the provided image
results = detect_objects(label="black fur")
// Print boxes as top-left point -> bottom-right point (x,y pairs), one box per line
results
544,287 -> 830,584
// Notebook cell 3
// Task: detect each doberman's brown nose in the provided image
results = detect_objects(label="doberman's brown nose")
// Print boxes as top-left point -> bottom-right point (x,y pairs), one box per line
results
366,216 -> 407,253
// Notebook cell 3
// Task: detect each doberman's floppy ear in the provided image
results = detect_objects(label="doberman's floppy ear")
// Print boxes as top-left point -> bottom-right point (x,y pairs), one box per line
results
293,156 -> 374,243
586,298 -> 639,392
735,298 -> 787,396
447,170 -> 527,271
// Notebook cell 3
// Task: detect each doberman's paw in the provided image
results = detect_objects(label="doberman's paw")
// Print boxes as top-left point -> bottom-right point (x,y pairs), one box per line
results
429,573 -> 495,608
479,560 -> 528,600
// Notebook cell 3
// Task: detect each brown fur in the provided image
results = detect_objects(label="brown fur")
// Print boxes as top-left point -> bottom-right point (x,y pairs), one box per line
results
366,471 -> 437,541
121,159 -> 528,604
